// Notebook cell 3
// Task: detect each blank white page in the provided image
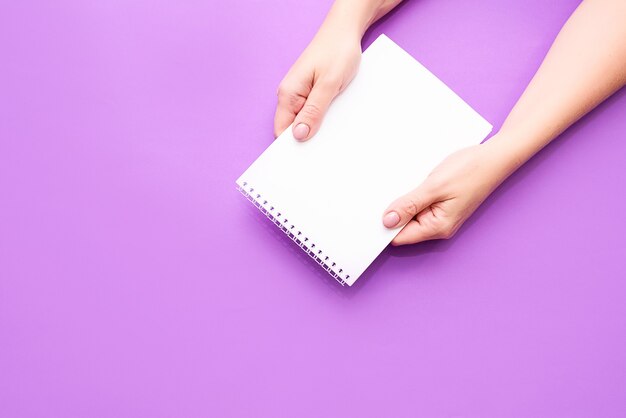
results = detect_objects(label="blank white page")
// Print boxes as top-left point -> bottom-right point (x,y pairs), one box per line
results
236,34 -> 492,286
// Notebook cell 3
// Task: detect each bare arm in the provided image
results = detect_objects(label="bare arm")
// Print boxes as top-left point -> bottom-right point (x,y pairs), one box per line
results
323,0 -> 405,37
384,0 -> 626,244
493,0 -> 626,171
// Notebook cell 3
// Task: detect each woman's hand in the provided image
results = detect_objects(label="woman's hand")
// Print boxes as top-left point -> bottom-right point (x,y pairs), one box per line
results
273,0 -> 405,140
381,0 -> 626,247
382,138 -> 519,246
274,27 -> 361,141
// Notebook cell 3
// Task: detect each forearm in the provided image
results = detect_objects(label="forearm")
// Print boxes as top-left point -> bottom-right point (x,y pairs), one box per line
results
319,0 -> 404,39
489,0 -> 626,173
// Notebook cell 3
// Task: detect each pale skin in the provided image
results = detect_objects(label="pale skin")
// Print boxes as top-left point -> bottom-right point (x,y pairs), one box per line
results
274,0 -> 626,246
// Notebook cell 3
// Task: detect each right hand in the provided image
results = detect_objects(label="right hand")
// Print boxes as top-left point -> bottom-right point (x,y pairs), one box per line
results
274,28 -> 362,141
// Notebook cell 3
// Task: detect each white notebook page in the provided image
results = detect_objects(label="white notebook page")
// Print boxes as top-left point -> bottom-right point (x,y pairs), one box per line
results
237,34 -> 492,286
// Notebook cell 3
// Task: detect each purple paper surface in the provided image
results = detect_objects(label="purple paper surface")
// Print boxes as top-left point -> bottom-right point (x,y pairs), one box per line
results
1,1 -> 625,417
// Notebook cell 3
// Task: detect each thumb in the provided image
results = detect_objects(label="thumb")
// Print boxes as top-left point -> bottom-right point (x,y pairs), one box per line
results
292,78 -> 338,141
382,184 -> 436,229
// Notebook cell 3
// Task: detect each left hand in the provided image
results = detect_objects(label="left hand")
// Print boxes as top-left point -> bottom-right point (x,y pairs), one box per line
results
382,139 -> 518,246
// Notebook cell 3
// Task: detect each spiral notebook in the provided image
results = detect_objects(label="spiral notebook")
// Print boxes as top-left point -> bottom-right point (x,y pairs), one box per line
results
237,34 -> 492,286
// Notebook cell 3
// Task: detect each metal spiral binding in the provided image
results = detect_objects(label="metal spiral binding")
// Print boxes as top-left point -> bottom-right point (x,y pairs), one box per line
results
237,181 -> 349,286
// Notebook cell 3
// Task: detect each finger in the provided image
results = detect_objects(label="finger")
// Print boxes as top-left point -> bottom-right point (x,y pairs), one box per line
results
391,219 -> 440,246
274,86 -> 306,138
382,183 -> 437,229
392,205 -> 458,245
292,78 -> 339,141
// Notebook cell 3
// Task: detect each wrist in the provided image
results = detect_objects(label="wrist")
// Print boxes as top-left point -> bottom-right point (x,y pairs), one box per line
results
481,132 -> 530,181
323,0 -> 389,40
317,16 -> 363,44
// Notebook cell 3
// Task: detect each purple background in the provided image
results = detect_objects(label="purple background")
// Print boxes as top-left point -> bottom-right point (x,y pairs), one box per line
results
2,0 -> 626,416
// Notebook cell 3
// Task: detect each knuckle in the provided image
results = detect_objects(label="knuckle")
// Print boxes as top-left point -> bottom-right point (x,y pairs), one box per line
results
399,195 -> 421,217
276,82 -> 289,97
277,83 -> 296,100
277,90 -> 304,110
405,197 -> 420,216
300,102 -> 323,120
440,223 -> 456,239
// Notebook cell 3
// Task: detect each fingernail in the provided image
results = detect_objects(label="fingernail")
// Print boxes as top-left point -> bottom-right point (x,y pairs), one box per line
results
383,211 -> 400,228
293,123 -> 310,140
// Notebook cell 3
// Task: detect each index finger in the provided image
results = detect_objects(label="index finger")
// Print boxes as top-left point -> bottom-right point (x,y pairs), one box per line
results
273,88 -> 306,138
